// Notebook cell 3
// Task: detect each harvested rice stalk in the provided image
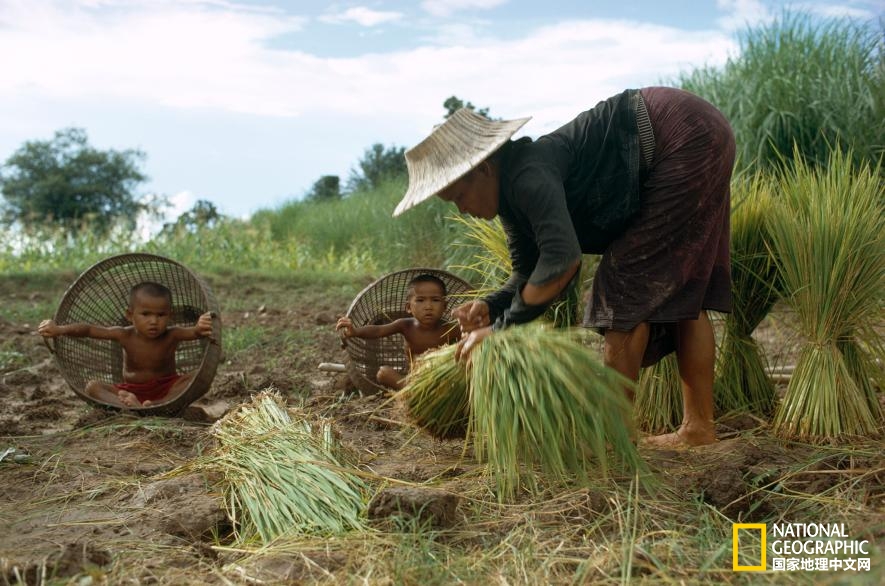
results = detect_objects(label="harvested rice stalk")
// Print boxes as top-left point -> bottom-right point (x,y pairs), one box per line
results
635,354 -> 682,433
468,324 -> 645,500
400,344 -> 469,439
715,173 -> 780,415
768,150 -> 884,438
208,390 -> 366,543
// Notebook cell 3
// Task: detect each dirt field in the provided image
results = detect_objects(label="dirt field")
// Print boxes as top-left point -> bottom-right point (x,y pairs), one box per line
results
1,271 -> 882,585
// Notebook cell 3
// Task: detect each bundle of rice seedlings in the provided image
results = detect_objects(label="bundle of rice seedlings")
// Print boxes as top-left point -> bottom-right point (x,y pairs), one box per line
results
714,172 -> 780,415
447,213 -> 582,327
446,214 -> 511,296
768,150 -> 884,438
468,323 -> 645,500
208,390 -> 366,543
634,354 -> 683,433
400,344 -> 469,439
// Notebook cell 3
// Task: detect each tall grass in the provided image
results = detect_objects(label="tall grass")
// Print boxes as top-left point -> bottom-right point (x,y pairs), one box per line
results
768,149 -> 883,439
676,11 -> 884,172
252,176 -> 455,272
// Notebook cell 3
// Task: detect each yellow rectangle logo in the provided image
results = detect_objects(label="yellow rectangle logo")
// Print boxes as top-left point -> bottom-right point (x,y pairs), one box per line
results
733,523 -> 766,571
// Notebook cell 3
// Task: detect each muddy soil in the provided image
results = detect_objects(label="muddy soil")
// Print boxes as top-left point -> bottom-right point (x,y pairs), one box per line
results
0,273 -> 882,585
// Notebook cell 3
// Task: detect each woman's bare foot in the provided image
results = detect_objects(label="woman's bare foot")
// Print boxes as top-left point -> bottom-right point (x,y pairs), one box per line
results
643,425 -> 717,449
116,390 -> 143,408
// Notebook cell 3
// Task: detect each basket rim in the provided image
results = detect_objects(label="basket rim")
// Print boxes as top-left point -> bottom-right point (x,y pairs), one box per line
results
344,267 -> 474,318
49,252 -> 222,416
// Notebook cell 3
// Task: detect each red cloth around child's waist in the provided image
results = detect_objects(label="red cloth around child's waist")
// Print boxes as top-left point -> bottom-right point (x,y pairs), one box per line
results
114,374 -> 181,402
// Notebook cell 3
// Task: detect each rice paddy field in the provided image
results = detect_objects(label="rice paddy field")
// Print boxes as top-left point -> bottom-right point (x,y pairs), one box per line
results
1,13 -> 883,583
0,265 -> 881,585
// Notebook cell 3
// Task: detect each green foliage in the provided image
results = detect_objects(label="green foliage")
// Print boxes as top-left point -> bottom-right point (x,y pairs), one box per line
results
676,11 -> 884,172
306,174 -> 341,201
346,143 -> 407,193
161,199 -> 224,235
0,128 -> 154,234
443,96 -> 491,119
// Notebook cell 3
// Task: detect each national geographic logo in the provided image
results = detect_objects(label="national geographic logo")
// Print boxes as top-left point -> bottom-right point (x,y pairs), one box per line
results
733,523 -> 872,573
733,523 -> 766,571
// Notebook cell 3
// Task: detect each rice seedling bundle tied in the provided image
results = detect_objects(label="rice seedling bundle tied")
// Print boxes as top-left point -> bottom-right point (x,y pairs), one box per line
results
469,324 -> 644,500
715,173 -> 780,415
208,390 -> 366,544
401,344 -> 470,439
768,151 -> 883,439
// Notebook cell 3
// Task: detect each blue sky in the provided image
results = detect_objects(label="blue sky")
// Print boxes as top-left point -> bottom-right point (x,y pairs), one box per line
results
0,0 -> 880,224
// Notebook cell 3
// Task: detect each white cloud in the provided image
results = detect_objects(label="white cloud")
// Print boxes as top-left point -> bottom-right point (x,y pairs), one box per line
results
320,6 -> 403,27
136,190 -> 196,239
716,0 -> 774,31
803,3 -> 878,19
421,0 -> 509,18
0,1 -> 736,128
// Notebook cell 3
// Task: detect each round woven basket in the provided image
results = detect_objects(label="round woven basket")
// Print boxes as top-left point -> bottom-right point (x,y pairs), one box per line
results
342,267 -> 474,394
47,253 -> 222,416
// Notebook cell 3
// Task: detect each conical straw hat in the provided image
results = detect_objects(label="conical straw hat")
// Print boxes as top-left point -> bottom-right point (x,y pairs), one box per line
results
393,108 -> 531,217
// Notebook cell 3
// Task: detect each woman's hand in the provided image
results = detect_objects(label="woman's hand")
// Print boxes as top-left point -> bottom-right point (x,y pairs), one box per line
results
455,325 -> 493,363
453,300 -> 490,334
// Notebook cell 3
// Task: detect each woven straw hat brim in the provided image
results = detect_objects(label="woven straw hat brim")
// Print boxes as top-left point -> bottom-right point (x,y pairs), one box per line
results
393,108 -> 530,216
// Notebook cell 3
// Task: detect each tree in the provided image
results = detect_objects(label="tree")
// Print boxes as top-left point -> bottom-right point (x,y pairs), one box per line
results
346,143 -> 406,193
306,175 -> 341,201
443,96 -> 491,119
0,128 -> 149,233
161,199 -> 224,235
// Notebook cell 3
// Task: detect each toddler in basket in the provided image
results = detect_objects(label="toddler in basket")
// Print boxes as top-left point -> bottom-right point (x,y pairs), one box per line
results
336,274 -> 460,390
38,281 -> 215,408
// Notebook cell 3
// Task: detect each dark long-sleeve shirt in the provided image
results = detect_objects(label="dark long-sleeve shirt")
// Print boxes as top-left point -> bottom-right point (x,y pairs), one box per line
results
485,89 -> 646,328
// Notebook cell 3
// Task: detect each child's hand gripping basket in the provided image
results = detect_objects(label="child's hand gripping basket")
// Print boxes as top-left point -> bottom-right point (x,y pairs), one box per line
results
342,267 -> 473,394
45,253 -> 223,416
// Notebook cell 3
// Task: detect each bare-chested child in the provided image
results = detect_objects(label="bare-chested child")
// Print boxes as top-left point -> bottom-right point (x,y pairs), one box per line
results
38,281 -> 215,409
336,274 -> 460,390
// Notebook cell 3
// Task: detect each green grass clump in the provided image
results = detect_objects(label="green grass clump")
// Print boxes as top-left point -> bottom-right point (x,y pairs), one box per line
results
400,344 -> 469,440
207,390 -> 367,543
468,324 -> 645,500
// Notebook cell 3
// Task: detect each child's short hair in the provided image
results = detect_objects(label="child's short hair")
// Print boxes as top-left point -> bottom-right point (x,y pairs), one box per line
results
130,281 -> 173,305
407,274 -> 447,297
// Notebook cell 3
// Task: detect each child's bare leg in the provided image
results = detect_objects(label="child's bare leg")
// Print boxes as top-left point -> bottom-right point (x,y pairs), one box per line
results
645,312 -> 717,447
144,372 -> 194,406
376,366 -> 405,390
85,381 -> 136,408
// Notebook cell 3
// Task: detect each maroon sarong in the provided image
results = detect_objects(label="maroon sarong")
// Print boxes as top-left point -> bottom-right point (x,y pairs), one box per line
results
586,87 -> 735,366
114,374 -> 181,403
